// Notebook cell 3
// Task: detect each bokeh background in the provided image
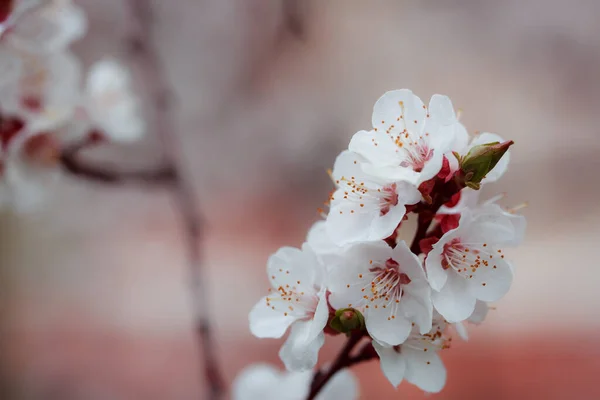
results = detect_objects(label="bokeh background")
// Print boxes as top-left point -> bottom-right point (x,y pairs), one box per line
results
2,0 -> 600,398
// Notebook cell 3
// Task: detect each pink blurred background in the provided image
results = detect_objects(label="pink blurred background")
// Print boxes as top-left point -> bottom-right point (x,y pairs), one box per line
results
2,0 -> 600,398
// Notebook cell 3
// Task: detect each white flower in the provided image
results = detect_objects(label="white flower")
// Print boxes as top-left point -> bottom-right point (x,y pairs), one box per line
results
305,220 -> 343,267
328,240 -> 432,347
372,317 -> 448,393
326,150 -> 420,246
0,126 -> 59,212
425,207 -> 526,322
0,51 -> 82,132
453,300 -> 489,340
0,47 -> 22,90
6,0 -> 87,54
249,244 -> 329,371
232,364 -> 359,400
82,59 -> 144,142
348,89 -> 464,185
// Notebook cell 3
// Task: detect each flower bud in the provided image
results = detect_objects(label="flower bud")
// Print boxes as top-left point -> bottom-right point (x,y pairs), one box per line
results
329,308 -> 365,334
458,140 -> 513,189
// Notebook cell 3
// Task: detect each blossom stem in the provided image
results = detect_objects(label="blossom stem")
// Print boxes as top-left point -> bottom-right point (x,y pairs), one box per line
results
306,332 -> 371,400
126,1 -> 225,399
59,138 -> 175,184
410,176 -> 465,255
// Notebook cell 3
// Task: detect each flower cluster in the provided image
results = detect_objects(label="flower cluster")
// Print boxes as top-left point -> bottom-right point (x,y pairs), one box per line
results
238,89 -> 526,398
0,0 -> 143,211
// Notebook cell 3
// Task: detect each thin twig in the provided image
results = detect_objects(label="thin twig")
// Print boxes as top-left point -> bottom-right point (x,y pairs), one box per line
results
306,332 -> 372,400
59,139 -> 175,184
127,1 -> 225,398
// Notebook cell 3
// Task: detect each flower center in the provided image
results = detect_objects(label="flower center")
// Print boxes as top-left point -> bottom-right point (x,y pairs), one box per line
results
395,134 -> 433,172
379,183 -> 398,216
442,238 -> 504,281
362,258 -> 411,307
0,116 -> 25,151
265,285 -> 318,319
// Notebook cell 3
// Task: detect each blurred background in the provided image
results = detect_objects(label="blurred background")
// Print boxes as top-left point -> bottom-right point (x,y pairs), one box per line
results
2,0 -> 600,398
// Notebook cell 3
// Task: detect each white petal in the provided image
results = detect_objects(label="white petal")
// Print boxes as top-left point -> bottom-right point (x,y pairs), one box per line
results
391,240 -> 427,281
249,296 -> 298,339
396,180 -> 422,205
367,307 -> 412,346
428,94 -> 456,126
279,321 -> 325,371
268,246 -> 321,291
438,188 -> 480,215
372,89 -> 426,137
417,151 -> 444,183
232,364 -> 280,400
328,242 -> 392,309
318,369 -> 359,400
425,243 -> 450,292
8,2 -> 87,53
310,290 -> 330,339
454,322 -> 469,341
432,273 -> 476,323
0,48 -> 22,90
327,202 -> 379,245
348,130 -> 399,167
467,257 -> 513,302
373,341 -> 406,387
368,201 -> 406,242
398,288 -> 433,335
468,300 -> 489,324
403,347 -> 446,393
306,220 -> 340,258
361,163 -> 420,184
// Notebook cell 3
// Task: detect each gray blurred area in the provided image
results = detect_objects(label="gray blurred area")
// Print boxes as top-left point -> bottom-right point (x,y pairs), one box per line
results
1,0 -> 600,398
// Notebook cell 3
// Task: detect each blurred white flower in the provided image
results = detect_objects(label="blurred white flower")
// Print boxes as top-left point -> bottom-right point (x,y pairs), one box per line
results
0,51 -> 82,132
425,206 -> 526,322
326,150 -> 420,246
328,240 -> 432,347
232,364 -> 358,400
348,89 -> 465,186
6,0 -> 86,54
249,244 -> 329,371
0,124 -> 60,212
373,317 -> 448,393
82,58 -> 144,142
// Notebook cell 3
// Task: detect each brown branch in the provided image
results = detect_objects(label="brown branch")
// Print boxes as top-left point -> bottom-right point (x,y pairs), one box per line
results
127,1 -> 225,399
410,177 -> 465,255
307,333 -> 363,400
59,140 -> 175,184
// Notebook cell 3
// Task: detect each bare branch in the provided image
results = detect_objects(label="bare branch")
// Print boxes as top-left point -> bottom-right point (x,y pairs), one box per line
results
126,1 -> 225,399
59,140 -> 175,184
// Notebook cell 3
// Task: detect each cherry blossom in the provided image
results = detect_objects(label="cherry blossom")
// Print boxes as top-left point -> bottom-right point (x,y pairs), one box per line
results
0,122 -> 60,212
348,89 -> 464,185
326,150 -> 421,246
232,364 -> 358,400
372,317 -> 449,393
425,207 -> 526,322
5,0 -> 87,54
249,244 -> 329,371
328,240 -> 432,346
0,51 -> 82,132
81,58 -> 144,142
